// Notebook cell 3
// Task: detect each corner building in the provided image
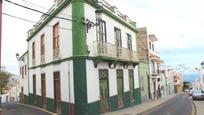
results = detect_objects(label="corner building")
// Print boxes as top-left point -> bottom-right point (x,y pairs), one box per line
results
21,0 -> 141,114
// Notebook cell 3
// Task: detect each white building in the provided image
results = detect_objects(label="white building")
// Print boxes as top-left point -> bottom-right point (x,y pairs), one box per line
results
19,0 -> 141,114
18,52 -> 29,104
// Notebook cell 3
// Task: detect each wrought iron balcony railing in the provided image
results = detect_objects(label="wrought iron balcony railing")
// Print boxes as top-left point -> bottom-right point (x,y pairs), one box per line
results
93,41 -> 139,61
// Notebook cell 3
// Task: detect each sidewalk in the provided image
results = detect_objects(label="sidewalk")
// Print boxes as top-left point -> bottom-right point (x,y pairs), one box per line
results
102,94 -> 178,115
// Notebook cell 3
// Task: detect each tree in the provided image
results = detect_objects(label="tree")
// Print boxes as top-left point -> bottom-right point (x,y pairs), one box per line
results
0,71 -> 12,94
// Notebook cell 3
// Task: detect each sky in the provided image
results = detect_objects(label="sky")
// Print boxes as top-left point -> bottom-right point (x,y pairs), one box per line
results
2,0 -> 204,74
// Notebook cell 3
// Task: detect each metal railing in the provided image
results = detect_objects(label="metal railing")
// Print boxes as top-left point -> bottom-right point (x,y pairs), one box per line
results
93,41 -> 139,61
53,48 -> 60,60
41,55 -> 45,64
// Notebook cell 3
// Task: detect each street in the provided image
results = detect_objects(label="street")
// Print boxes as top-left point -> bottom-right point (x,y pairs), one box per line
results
1,102 -> 52,115
141,94 -> 194,115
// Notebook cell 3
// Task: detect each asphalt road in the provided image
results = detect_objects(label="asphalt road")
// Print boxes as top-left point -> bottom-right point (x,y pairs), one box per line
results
2,102 -> 51,115
142,94 -> 193,115
194,100 -> 204,115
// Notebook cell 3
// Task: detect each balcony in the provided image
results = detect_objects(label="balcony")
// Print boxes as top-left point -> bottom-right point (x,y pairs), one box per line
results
53,48 -> 61,60
41,55 -> 45,64
93,41 -> 139,62
32,59 -> 35,66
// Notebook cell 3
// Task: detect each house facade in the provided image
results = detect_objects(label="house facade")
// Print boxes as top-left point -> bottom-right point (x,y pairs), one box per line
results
19,0 -> 141,114
18,51 -> 29,104
136,27 -> 150,102
137,27 -> 166,100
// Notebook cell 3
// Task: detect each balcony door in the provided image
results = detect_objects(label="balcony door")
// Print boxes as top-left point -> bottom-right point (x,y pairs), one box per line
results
97,20 -> 107,54
114,27 -> 122,57
129,69 -> 135,104
41,74 -> 46,109
33,75 -> 37,105
117,69 -> 124,108
54,72 -> 61,113
99,69 -> 109,113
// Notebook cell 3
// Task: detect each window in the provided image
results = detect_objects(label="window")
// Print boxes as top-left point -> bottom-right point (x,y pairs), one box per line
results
41,34 -> 45,63
152,44 -> 154,51
114,27 -> 122,47
149,42 -> 151,49
22,66 -> 24,79
127,33 -> 132,51
53,22 -> 60,58
97,20 -> 107,43
25,65 -> 27,76
32,41 -> 35,65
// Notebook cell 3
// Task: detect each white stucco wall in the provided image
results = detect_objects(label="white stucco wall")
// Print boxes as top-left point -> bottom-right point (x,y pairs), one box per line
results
28,5 -> 72,67
86,60 -> 140,103
84,3 -> 137,57
19,53 -> 29,96
29,61 -> 74,103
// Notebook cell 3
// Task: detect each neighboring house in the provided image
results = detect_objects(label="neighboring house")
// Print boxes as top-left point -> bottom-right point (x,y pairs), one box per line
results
165,69 -> 176,95
137,27 -> 165,100
18,51 -> 29,104
1,74 -> 20,103
19,0 -> 141,114
136,27 -> 150,102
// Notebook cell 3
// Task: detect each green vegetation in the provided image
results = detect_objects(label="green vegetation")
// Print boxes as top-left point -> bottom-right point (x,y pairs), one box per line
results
0,71 -> 12,94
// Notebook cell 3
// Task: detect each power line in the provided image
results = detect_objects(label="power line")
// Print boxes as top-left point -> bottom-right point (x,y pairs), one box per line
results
3,12 -> 72,31
4,0 -> 76,22
20,0 -> 73,18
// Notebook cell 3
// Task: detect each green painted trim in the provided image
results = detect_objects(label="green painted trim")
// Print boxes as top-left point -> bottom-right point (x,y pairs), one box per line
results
26,1 -> 70,41
73,58 -> 88,115
36,95 -> 42,108
124,91 -> 130,107
28,93 -> 34,105
86,1 -> 137,32
19,51 -> 28,60
72,0 -> 87,56
135,88 -> 141,105
110,95 -> 118,111
87,101 -> 100,115
46,97 -> 55,113
28,56 -> 139,70
61,101 -> 72,115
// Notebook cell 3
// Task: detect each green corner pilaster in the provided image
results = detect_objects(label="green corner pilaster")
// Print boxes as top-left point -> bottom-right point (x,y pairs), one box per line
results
72,0 -> 87,56
72,0 -> 89,115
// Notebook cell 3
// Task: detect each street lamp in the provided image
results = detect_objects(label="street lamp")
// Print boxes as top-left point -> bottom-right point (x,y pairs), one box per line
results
16,53 -> 19,61
15,53 -> 20,103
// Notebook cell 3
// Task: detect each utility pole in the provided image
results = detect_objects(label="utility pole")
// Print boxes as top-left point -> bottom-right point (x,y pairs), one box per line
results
0,0 -> 2,113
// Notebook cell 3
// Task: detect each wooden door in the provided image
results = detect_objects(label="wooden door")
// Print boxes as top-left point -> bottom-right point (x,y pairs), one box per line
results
54,72 -> 61,113
33,75 -> 37,105
21,87 -> 24,103
129,69 -> 135,103
41,74 -> 46,109
117,69 -> 124,108
99,69 -> 109,113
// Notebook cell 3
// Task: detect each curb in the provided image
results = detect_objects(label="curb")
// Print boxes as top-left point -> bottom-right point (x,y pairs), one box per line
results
189,98 -> 196,115
136,94 -> 179,115
18,103 -> 57,115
